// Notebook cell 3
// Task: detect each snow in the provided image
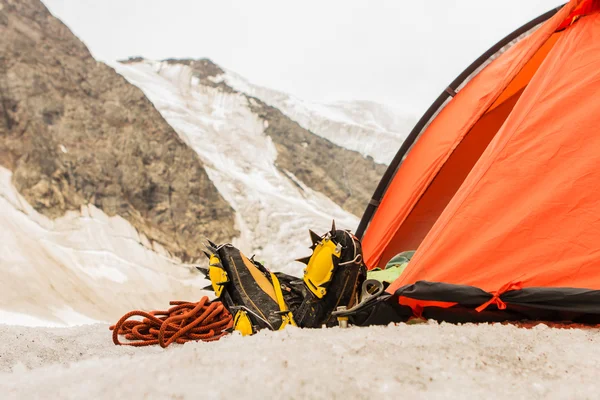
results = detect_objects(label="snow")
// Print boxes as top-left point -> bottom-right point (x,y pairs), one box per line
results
0,166 -> 209,326
80,264 -> 128,283
50,307 -> 102,327
0,310 -> 64,328
1,322 -> 600,398
222,68 -> 417,164
113,60 -> 359,277
0,307 -> 102,328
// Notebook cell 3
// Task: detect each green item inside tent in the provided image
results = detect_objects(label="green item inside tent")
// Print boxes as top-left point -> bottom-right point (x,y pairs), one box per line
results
367,250 -> 416,284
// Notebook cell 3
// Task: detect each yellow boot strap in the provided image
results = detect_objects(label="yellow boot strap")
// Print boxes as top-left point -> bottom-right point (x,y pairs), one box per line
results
233,310 -> 253,336
303,239 -> 341,299
208,254 -> 229,297
269,272 -> 297,329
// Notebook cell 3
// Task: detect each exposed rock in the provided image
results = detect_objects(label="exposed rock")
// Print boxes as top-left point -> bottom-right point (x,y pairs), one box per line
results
159,58 -> 236,94
164,58 -> 224,80
247,96 -> 387,216
0,0 -> 237,261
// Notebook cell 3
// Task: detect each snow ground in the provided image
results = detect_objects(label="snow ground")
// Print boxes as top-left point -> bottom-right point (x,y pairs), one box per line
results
1,322 -> 599,399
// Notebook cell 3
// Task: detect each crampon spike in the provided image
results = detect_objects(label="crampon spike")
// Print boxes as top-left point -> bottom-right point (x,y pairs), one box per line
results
296,255 -> 312,265
309,230 -> 321,245
204,241 -> 217,254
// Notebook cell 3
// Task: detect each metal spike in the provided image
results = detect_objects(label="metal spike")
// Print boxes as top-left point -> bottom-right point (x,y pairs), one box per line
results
309,229 -> 321,245
331,220 -> 336,233
296,255 -> 312,265
207,239 -> 217,248
196,266 -> 209,276
203,251 -> 211,259
204,241 -> 217,254
202,284 -> 214,291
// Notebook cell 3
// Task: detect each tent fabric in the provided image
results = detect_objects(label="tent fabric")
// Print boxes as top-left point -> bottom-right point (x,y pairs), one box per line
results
392,7 -> 600,294
557,0 -> 600,29
362,1 -> 579,270
374,33 -> 564,269
376,88 -> 525,268
360,0 -> 600,321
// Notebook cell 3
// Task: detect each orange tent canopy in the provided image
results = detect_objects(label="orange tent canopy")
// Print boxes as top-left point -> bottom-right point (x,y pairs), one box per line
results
357,0 -> 600,322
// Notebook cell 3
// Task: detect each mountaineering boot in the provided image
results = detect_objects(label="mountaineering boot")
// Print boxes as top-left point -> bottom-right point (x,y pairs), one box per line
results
198,242 -> 296,336
293,221 -> 367,328
198,221 -> 366,333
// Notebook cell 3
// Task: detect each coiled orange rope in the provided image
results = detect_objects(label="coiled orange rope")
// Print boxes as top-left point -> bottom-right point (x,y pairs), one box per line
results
110,297 -> 233,347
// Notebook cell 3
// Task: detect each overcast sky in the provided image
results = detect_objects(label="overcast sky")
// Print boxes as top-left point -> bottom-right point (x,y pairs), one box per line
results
41,0 -> 564,116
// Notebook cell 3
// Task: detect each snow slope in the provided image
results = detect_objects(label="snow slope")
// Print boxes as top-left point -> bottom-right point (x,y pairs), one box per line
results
0,167 -> 207,326
113,60 -> 359,276
221,69 -> 416,165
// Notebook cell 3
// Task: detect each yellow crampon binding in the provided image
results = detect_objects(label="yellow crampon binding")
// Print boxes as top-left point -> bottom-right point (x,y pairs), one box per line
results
232,310 -> 253,336
208,254 -> 229,297
270,272 -> 297,329
301,232 -> 342,299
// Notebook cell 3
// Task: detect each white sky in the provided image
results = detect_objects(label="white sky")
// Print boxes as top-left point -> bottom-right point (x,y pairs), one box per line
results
41,0 -> 564,116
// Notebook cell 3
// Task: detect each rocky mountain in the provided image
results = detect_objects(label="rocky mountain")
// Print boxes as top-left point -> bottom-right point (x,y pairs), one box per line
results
0,0 -> 236,263
120,57 -> 390,217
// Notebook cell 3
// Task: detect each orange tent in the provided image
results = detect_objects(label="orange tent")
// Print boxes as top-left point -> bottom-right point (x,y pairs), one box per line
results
357,0 -> 600,323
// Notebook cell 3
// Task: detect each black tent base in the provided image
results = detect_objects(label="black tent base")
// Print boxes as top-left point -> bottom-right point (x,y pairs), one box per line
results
415,305 -> 600,325
351,281 -> 600,326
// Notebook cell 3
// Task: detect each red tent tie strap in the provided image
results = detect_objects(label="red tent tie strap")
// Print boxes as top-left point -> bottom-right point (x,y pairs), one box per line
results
110,297 -> 233,347
476,282 -> 522,312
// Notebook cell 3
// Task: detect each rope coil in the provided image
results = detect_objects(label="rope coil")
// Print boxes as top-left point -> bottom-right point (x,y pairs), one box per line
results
110,297 -> 233,347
